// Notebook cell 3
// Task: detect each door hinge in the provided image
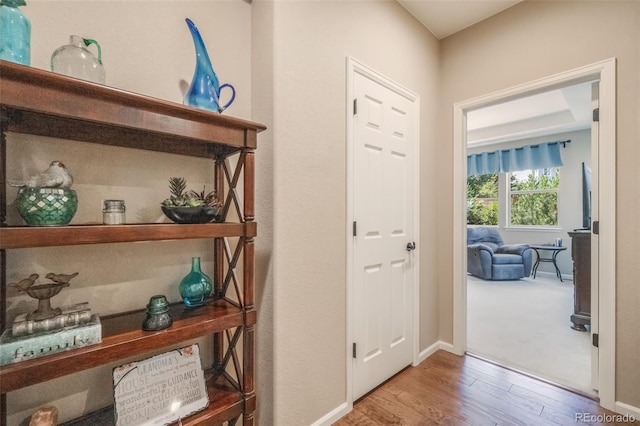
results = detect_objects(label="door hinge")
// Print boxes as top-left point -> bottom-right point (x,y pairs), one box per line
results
593,333 -> 599,347
353,221 -> 357,237
352,343 -> 357,358
353,98 -> 358,115
593,221 -> 599,235
593,108 -> 599,122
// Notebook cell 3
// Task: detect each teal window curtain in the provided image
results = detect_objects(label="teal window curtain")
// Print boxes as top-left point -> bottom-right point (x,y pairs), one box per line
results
467,140 -> 566,176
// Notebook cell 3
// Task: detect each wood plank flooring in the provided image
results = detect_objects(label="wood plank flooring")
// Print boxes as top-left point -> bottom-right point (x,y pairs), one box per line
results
334,350 -> 634,425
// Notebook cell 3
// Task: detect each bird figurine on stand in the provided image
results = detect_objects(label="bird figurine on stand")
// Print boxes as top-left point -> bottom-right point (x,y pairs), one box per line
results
9,161 -> 74,189
11,271 -> 80,321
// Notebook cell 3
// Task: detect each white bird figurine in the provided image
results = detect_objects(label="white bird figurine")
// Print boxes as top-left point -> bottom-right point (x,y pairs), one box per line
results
9,161 -> 74,189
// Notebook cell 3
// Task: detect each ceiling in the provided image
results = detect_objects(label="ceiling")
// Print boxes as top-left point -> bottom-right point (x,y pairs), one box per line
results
396,0 -> 592,147
466,82 -> 594,147
397,0 -> 522,40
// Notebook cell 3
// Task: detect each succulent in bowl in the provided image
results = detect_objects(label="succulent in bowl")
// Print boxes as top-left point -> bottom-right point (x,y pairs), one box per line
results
161,177 -> 223,224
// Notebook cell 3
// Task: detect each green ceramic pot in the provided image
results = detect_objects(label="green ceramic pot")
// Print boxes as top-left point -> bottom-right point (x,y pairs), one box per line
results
16,187 -> 78,226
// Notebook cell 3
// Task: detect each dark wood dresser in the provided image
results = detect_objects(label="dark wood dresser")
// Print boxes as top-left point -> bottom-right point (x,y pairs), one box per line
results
568,230 -> 591,331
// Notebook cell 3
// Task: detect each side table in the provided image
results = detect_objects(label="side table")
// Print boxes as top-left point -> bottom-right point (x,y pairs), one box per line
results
530,245 -> 568,281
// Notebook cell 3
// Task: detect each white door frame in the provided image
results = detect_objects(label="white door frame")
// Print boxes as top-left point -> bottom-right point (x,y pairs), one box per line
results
346,56 -> 420,407
452,58 -> 616,410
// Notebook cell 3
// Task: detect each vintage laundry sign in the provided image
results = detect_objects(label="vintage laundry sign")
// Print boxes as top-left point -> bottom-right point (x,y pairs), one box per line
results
113,344 -> 209,426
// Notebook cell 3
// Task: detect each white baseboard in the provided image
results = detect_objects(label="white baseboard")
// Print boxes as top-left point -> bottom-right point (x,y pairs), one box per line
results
615,401 -> 640,419
419,340 -> 455,363
311,401 -> 350,426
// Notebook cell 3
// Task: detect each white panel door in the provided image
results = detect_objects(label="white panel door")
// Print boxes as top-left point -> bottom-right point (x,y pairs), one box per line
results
352,69 -> 417,400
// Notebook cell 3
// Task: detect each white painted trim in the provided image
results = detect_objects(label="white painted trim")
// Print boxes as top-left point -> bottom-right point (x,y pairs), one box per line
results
413,97 -> 421,369
615,402 -> 640,420
345,56 -> 421,402
310,402 -> 351,426
593,59 -> 616,411
453,104 -> 468,356
452,58 -> 616,410
345,56 -> 356,411
419,340 -> 455,363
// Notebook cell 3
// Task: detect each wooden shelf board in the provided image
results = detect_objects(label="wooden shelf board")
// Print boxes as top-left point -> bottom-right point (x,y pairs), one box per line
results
0,222 -> 257,249
0,300 -> 244,393
60,374 -> 246,426
178,374 -> 249,426
0,61 -> 265,155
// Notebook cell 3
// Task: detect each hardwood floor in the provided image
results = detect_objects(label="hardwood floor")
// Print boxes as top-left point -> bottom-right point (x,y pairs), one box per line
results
334,350 -> 634,425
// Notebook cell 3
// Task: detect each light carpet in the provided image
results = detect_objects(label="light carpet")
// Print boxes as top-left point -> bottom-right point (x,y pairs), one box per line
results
467,274 -> 594,395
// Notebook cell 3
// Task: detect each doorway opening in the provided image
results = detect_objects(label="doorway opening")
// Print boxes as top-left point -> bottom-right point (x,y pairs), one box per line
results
452,59 -> 616,410
465,81 -> 595,395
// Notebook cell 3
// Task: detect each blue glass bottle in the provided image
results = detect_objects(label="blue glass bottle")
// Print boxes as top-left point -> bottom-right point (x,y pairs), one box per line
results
179,257 -> 212,307
0,0 -> 31,65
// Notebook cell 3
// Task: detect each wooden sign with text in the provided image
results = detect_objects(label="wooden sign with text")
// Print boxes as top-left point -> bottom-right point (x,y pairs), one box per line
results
113,344 -> 209,426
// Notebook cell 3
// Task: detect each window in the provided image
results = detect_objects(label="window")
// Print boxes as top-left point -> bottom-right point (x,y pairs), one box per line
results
509,168 -> 559,226
467,173 -> 498,225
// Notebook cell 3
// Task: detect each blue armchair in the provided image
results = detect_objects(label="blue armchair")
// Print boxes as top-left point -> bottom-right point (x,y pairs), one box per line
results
467,226 -> 532,280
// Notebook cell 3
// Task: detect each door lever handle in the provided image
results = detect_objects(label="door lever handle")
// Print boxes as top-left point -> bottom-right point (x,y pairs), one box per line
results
406,241 -> 416,251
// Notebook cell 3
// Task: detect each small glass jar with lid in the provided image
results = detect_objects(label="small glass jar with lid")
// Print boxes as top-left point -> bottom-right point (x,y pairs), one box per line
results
102,199 -> 125,225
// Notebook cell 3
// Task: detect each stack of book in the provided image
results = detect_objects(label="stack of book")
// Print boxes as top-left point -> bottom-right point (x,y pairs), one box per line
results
0,303 -> 101,366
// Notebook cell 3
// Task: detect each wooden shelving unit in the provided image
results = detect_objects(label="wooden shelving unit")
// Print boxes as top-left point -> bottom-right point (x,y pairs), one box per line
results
0,60 -> 265,425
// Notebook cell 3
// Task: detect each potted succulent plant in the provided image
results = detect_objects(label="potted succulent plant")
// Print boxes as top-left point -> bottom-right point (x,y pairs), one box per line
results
161,177 -> 223,224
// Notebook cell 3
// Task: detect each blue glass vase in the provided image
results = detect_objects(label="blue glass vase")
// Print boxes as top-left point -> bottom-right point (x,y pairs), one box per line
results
179,257 -> 212,307
0,0 -> 31,65
184,18 -> 235,113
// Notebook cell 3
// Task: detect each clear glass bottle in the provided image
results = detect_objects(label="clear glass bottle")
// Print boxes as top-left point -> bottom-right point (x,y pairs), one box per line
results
51,35 -> 105,84
179,257 -> 212,307
102,200 -> 125,225
0,0 -> 31,65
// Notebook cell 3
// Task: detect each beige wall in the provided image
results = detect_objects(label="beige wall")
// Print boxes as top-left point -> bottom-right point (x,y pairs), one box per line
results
439,0 -> 640,408
7,1 -> 441,425
251,2 -> 276,425
265,1 -> 440,424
